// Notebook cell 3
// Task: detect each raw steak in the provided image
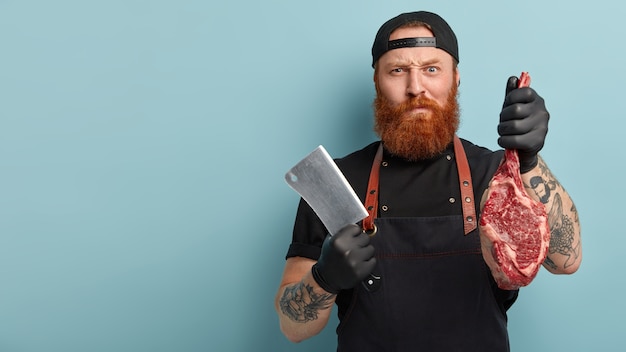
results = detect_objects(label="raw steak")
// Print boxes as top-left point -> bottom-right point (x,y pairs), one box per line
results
479,148 -> 550,290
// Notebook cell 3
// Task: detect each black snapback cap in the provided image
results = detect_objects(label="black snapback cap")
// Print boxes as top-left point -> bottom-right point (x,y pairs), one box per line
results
371,11 -> 459,67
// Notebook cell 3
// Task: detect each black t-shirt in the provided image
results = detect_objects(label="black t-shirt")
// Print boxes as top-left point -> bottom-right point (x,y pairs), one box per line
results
286,138 -> 505,260
286,138 -> 519,331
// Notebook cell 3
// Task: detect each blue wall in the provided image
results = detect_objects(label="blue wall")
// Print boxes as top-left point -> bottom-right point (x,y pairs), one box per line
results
0,0 -> 619,351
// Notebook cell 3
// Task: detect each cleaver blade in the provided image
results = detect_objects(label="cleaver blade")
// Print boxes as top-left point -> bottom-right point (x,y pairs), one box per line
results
285,145 -> 369,236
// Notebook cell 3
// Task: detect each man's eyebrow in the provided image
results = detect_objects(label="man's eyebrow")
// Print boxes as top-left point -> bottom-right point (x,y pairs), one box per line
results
418,58 -> 441,66
384,57 -> 441,68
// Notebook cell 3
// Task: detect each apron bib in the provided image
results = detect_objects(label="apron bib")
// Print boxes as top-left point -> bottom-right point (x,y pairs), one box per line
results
336,137 -> 510,351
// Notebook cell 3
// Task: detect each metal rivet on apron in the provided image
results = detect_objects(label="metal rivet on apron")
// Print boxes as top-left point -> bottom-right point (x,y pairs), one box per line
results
449,197 -> 456,203
382,161 -> 388,167
446,155 -> 452,161
362,273 -> 382,292
465,197 -> 471,203
381,205 -> 388,212
463,180 -> 470,187
466,216 -> 473,222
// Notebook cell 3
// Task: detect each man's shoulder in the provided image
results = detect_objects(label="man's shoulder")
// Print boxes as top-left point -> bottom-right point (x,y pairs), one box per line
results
333,141 -> 380,192
459,137 -> 503,161
458,137 -> 505,185
335,141 -> 381,168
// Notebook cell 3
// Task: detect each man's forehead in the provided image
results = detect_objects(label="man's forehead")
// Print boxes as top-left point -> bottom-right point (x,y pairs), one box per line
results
378,44 -> 453,68
389,26 -> 434,40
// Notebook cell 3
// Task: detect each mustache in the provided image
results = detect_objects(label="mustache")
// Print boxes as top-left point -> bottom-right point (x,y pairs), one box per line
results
394,95 -> 441,113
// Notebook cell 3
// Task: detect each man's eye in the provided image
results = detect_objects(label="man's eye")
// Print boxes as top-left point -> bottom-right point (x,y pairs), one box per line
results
391,68 -> 404,73
427,67 -> 438,73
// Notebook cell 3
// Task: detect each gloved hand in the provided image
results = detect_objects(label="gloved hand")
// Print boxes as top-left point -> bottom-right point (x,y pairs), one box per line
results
311,224 -> 376,294
498,76 -> 550,173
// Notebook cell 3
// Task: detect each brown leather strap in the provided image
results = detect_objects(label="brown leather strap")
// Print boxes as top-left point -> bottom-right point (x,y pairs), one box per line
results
362,143 -> 383,233
453,136 -> 477,235
362,136 -> 476,235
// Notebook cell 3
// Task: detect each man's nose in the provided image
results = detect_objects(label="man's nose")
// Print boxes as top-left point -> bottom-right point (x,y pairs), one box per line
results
406,70 -> 425,97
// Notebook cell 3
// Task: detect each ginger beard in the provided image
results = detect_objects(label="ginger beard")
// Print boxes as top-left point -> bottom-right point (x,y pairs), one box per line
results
373,80 -> 460,161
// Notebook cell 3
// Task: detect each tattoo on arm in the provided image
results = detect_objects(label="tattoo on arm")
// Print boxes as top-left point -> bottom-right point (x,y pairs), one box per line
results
279,282 -> 335,323
543,256 -> 557,271
530,159 -> 581,269
571,202 -> 580,227
546,193 -> 580,268
527,175 -> 552,204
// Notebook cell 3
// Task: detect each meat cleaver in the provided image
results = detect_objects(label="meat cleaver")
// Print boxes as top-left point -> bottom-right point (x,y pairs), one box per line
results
285,146 -> 369,236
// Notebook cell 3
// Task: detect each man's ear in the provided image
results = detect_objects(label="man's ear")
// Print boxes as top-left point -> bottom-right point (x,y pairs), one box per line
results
373,65 -> 378,84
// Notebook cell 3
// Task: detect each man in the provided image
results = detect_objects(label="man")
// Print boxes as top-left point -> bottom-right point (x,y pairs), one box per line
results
275,11 -> 582,351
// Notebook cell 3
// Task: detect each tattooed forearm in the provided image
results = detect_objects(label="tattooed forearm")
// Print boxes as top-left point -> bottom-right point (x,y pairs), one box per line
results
546,193 -> 580,268
526,157 -> 582,271
279,282 -> 335,323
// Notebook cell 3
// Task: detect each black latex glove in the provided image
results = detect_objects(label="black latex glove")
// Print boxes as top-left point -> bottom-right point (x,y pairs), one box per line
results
498,76 -> 550,173
311,224 -> 376,294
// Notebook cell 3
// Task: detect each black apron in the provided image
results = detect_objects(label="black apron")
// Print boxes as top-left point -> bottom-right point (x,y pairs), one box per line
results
336,137 -> 511,351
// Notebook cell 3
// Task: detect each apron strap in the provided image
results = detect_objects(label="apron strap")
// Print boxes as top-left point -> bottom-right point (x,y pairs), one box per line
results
453,136 -> 477,235
361,136 -> 477,235
362,142 -> 383,234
